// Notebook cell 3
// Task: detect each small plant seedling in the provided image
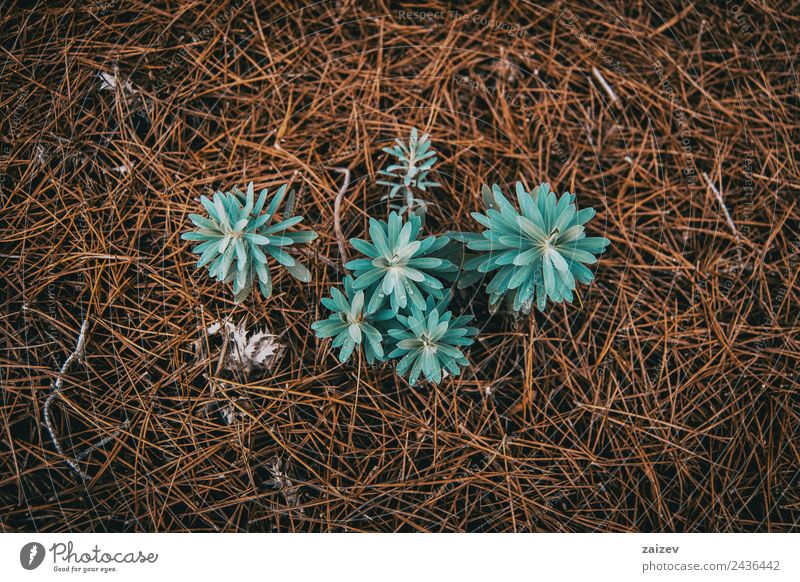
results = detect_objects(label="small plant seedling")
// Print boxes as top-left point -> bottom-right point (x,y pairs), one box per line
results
377,127 -> 440,216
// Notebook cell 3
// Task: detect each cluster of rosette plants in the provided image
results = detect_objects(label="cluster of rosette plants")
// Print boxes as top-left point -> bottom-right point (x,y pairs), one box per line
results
311,211 -> 479,384
182,129 -> 610,385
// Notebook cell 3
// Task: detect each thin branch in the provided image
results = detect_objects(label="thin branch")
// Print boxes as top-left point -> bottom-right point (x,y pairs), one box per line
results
702,171 -> 743,257
592,67 -> 619,104
213,318 -> 231,378
43,319 -> 90,481
332,167 -> 351,265
43,319 -> 127,481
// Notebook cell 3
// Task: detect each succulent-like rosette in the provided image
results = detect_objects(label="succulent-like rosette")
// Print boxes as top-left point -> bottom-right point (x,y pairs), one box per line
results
452,182 -> 610,313
377,127 -> 440,214
182,182 -> 317,302
345,211 -> 455,313
387,296 -> 478,385
311,276 -> 394,363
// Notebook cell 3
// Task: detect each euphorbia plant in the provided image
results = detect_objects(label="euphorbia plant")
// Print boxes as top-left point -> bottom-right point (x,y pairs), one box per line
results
311,275 -> 394,364
311,128 -> 608,385
345,211 -> 455,313
182,182 -> 317,302
450,182 -> 610,313
377,127 -> 440,216
313,210 -> 476,385
387,295 -> 477,385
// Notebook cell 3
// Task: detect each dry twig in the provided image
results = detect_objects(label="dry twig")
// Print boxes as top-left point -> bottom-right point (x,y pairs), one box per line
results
42,320 -> 90,480
332,167 -> 351,265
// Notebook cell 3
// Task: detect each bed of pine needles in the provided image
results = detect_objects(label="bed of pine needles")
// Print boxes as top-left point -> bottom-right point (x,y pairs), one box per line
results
1,1 -> 798,532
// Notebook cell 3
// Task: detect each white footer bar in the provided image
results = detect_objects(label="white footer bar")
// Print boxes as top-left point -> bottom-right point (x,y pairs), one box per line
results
1,533 -> 795,581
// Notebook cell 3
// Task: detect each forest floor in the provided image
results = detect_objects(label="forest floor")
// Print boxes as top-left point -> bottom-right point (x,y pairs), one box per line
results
1,1 -> 798,532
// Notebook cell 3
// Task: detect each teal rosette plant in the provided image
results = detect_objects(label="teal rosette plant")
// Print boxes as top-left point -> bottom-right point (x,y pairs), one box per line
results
311,275 -> 394,364
451,182 -> 609,313
377,127 -> 440,215
345,211 -> 455,313
182,182 -> 317,302
386,295 -> 478,385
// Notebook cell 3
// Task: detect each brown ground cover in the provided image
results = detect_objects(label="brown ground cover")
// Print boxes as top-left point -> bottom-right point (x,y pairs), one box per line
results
0,1 -> 798,532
